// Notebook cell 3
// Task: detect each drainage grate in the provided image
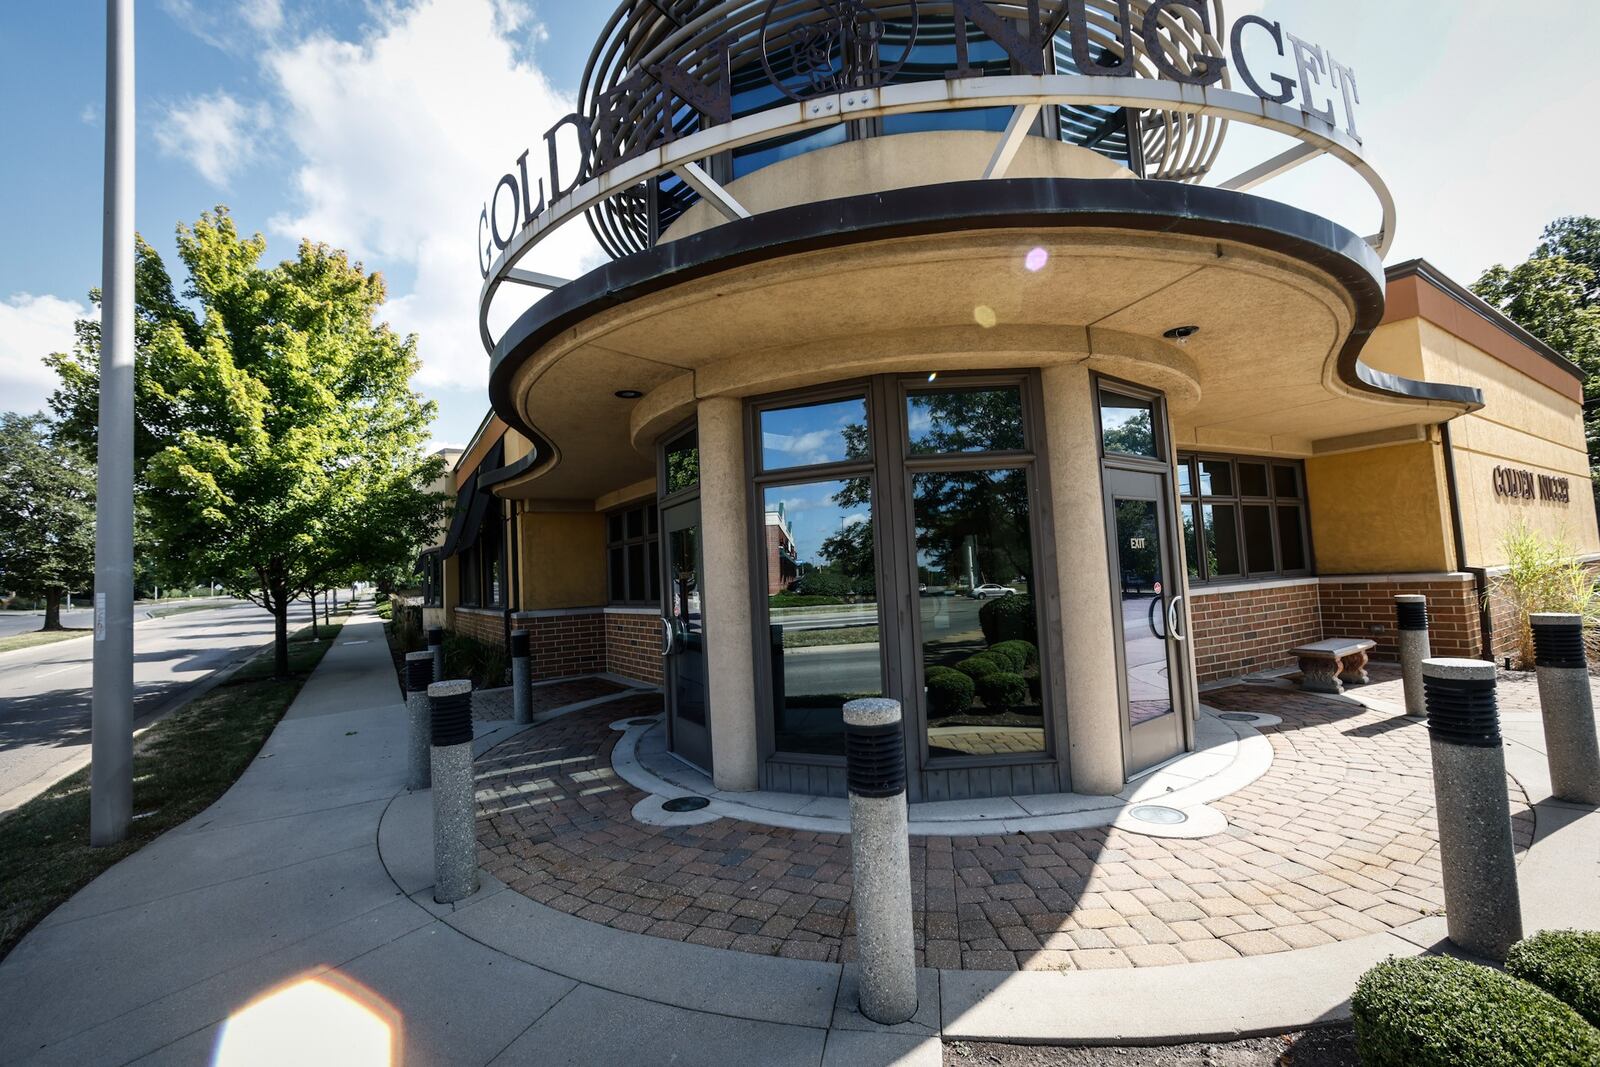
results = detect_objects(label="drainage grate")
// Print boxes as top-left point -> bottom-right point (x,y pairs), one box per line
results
1129,805 -> 1188,826
662,796 -> 711,813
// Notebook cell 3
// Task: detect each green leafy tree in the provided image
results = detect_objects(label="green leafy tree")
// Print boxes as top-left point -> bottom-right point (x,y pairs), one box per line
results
1476,218 -> 1600,484
48,209 -> 448,675
0,414 -> 97,630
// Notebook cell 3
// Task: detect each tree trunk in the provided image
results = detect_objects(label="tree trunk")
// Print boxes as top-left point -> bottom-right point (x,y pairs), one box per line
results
269,572 -> 290,678
309,591 -> 320,640
42,588 -> 64,632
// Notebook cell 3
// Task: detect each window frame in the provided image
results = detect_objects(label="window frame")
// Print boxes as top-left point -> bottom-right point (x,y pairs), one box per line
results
1176,453 -> 1313,585
605,500 -> 661,607
742,372 -> 1063,778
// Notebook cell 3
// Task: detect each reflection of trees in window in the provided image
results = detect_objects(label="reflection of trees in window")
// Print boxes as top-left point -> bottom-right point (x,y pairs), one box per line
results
665,432 -> 699,494
1102,410 -> 1154,457
914,469 -> 1033,590
908,388 -> 1026,455
1115,499 -> 1160,587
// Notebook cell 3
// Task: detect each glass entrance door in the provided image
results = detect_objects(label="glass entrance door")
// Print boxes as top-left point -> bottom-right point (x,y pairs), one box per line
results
1104,467 -> 1189,776
661,500 -> 712,772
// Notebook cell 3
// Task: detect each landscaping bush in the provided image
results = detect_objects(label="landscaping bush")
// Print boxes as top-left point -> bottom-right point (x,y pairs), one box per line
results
979,594 -> 1036,645
442,632 -> 509,690
924,667 -> 975,717
976,671 -> 1028,710
954,654 -> 1007,682
1508,930 -> 1600,1028
989,640 -> 1038,671
1352,956 -> 1600,1067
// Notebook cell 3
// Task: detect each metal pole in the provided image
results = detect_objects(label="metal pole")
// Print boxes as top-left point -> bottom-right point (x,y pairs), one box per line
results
90,0 -> 135,848
842,697 -> 918,1025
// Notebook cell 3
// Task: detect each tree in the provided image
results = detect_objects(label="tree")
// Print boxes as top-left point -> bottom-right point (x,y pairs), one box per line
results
0,414 -> 97,630
48,209 -> 448,675
1476,219 -> 1600,483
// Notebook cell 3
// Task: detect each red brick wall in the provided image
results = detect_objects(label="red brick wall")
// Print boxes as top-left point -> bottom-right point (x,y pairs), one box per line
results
1190,582 -> 1322,682
512,612 -> 605,679
1190,575 -> 1489,683
452,607 -> 506,649
606,611 -> 664,686
1317,577 -> 1479,660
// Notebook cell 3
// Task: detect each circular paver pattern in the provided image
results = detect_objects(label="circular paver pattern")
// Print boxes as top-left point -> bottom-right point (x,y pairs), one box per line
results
475,679 -> 1534,972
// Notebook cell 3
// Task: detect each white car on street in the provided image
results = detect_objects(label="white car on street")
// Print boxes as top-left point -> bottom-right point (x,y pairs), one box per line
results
970,584 -> 1016,599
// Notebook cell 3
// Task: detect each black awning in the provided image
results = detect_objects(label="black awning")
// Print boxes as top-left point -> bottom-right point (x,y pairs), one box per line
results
439,440 -> 505,559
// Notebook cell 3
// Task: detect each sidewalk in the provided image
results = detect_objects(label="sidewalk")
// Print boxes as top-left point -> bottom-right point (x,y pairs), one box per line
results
0,617 -> 1595,1065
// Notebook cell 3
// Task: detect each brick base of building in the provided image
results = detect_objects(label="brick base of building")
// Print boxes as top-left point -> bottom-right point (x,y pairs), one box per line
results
1191,573 -> 1487,683
502,608 -> 663,688
452,606 -> 507,649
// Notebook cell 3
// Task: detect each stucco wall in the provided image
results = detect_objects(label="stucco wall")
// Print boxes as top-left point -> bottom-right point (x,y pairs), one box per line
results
1305,441 -> 1454,575
519,511 -> 607,611
1418,319 -> 1599,567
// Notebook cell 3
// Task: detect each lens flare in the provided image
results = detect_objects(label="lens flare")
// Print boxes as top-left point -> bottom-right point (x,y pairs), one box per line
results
214,974 -> 399,1067
973,306 -> 998,329
1025,247 -> 1049,272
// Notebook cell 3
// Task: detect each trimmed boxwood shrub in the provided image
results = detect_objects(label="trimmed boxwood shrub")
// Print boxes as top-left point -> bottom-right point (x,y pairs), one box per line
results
924,667 -> 975,718
977,671 -> 1028,710
979,594 -> 1035,645
954,654 -> 1007,682
1508,930 -> 1600,1028
990,640 -> 1038,671
1352,956 -> 1600,1067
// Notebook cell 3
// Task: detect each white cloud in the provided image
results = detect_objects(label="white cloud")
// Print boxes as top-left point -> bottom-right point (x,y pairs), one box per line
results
80,103 -> 99,125
0,293 -> 92,417
155,90 -> 270,187
262,0 -> 602,396
160,0 -> 289,53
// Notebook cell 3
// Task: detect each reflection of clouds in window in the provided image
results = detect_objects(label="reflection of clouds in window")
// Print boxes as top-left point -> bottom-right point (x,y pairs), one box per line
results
762,428 -> 840,467
906,407 -> 933,436
760,398 -> 869,470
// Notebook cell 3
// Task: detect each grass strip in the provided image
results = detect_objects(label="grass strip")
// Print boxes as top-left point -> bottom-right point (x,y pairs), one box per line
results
0,630 -> 92,655
0,617 -> 346,961
783,625 -> 881,649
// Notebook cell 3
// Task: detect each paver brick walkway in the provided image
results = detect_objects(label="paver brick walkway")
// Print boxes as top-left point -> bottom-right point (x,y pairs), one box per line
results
476,681 -> 1535,972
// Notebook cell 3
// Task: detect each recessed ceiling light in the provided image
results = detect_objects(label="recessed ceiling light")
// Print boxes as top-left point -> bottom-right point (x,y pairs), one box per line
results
614,389 -> 643,399
1163,325 -> 1200,342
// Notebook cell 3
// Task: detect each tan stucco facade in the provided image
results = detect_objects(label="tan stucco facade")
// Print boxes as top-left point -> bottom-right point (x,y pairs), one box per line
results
1306,439 -> 1455,575
518,511 -> 606,611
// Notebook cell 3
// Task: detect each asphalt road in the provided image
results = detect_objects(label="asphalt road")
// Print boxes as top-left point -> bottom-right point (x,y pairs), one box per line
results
0,599 -> 317,814
0,597 -> 232,639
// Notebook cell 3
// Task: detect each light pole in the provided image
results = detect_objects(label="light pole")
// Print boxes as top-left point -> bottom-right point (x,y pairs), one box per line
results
91,0 -> 135,847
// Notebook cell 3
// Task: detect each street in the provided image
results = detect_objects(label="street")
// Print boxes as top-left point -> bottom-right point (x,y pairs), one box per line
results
0,597 -> 230,639
0,599 -> 316,813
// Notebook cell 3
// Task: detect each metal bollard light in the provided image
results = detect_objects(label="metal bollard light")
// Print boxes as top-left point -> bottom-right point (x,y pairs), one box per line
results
427,626 -> 444,683
511,630 -> 533,725
429,680 -> 478,904
1395,595 -> 1431,718
403,652 -> 433,791
1530,614 -> 1600,805
1422,659 -> 1523,961
843,698 -> 918,1026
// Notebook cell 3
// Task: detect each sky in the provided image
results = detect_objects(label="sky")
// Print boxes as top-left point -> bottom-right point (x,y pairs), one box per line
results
2,0 -> 1597,452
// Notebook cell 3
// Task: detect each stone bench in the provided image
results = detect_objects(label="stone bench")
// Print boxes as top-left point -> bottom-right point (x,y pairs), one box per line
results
1290,638 -> 1376,695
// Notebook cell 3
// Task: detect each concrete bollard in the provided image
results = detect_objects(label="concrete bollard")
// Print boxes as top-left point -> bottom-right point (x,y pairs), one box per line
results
404,652 -> 433,791
427,626 -> 444,683
429,680 -> 478,905
1423,659 -> 1523,961
1395,595 -> 1431,718
1530,614 -> 1600,805
842,698 -> 917,1025
511,629 -> 533,726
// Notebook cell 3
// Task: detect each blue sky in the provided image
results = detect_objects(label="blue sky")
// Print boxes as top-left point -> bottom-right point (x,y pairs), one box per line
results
2,1 -> 1597,451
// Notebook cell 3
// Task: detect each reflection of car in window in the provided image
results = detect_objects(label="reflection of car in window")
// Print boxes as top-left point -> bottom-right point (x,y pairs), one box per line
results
971,584 -> 1016,599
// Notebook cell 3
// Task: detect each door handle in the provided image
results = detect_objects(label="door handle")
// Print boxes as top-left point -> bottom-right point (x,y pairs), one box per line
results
660,616 -> 674,657
1168,596 -> 1187,643
1147,596 -> 1167,641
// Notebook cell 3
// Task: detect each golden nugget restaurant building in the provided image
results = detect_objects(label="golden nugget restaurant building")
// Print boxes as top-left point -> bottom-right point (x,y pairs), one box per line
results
422,0 -> 1599,802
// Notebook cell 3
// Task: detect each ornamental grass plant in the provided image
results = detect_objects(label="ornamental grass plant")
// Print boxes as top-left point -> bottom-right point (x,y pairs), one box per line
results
1497,521 -> 1600,668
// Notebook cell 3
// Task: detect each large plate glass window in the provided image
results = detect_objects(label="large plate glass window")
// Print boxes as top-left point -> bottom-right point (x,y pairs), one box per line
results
755,393 -> 881,757
1177,454 -> 1310,582
606,502 -> 660,606
906,382 -> 1047,760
